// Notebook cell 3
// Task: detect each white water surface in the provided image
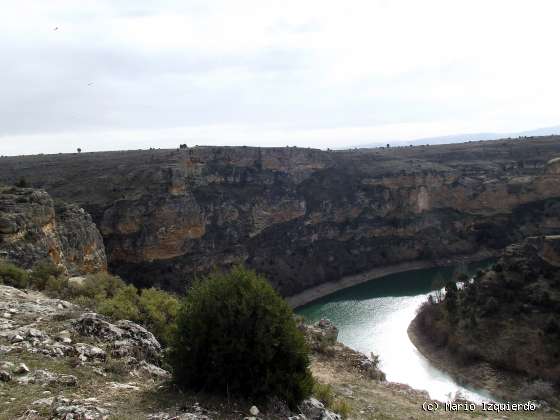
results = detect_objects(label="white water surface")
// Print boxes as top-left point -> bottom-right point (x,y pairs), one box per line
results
297,263 -> 496,403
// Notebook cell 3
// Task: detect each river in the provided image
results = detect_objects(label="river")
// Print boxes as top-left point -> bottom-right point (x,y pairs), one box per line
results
296,261 -> 496,403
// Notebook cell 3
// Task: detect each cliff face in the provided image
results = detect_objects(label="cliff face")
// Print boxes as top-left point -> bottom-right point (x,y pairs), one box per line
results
0,186 -> 106,275
0,137 -> 559,295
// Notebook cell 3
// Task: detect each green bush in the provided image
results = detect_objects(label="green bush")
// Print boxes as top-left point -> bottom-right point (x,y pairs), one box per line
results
170,266 -> 313,407
0,260 -> 180,348
97,285 -> 141,321
45,275 -> 69,294
15,177 -> 29,188
0,262 -> 29,288
29,261 -> 65,290
79,272 -> 127,299
139,288 -> 180,346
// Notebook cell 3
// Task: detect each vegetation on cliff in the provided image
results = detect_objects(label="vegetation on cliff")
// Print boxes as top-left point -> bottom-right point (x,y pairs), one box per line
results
0,260 -> 180,346
413,236 -> 560,403
170,266 -> 313,408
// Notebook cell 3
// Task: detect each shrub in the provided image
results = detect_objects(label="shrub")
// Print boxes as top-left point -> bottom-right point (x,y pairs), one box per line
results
170,266 -> 313,407
313,382 -> 335,407
45,276 -> 69,295
0,262 -> 29,288
29,261 -> 65,290
78,272 -> 126,299
138,288 -> 180,346
15,177 -> 29,188
97,285 -> 141,321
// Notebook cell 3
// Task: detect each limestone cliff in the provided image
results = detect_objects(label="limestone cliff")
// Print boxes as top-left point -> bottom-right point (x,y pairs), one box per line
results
0,137 -> 558,295
0,186 -> 106,275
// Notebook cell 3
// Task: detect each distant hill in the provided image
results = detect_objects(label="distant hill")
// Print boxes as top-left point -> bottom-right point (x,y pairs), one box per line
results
353,125 -> 560,148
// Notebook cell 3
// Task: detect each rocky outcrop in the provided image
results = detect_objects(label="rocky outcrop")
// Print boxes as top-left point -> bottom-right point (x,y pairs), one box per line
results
0,186 -> 106,275
72,313 -> 162,362
0,284 -> 173,419
0,284 -> 353,419
0,138 -> 559,296
300,319 -> 386,382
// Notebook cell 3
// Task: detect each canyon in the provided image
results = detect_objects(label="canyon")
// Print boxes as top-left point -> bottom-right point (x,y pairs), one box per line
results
0,136 -> 559,297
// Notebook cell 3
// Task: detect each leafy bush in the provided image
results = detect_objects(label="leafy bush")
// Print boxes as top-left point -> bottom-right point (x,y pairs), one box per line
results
139,288 -> 180,346
78,272 -> 127,299
29,261 -> 65,290
97,285 -> 141,321
15,177 -> 29,188
0,261 -> 180,348
170,266 -> 313,407
45,275 -> 69,295
0,262 -> 29,288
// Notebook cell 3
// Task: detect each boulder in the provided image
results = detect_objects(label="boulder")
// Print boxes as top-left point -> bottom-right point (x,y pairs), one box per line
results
0,369 -> 12,382
302,319 -> 338,352
75,342 -> 107,360
300,398 -> 341,420
14,363 -> 30,374
72,313 -> 162,362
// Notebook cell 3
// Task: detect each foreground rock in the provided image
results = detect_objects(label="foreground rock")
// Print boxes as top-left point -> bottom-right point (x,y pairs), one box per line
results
0,284 -> 173,419
0,285 -> 349,419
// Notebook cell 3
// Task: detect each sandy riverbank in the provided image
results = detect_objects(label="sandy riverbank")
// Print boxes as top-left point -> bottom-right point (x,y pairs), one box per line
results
286,249 -> 498,308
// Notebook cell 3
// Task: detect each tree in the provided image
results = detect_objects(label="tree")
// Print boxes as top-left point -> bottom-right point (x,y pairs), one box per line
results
444,281 -> 459,315
77,148 -> 82,153
0,262 -> 29,288
15,177 -> 29,188
170,266 -> 313,407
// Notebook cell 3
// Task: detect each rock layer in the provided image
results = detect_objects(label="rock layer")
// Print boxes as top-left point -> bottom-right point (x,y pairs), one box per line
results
0,186 -> 106,275
0,137 -> 559,295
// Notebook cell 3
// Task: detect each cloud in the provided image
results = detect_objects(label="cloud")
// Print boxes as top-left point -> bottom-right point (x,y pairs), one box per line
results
1,0 -> 560,154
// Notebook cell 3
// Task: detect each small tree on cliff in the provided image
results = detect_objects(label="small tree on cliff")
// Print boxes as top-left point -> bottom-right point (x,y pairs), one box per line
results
169,266 -> 313,407
15,177 -> 29,188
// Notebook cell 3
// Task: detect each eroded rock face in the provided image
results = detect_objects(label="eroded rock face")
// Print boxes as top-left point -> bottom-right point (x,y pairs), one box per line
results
0,139 -> 559,296
0,186 -> 106,275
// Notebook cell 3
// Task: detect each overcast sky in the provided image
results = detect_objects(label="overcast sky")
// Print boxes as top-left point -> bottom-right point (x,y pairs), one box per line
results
2,0 -> 560,155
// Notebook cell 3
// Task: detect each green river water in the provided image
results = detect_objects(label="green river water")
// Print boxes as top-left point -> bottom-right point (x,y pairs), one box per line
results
296,260 -> 496,403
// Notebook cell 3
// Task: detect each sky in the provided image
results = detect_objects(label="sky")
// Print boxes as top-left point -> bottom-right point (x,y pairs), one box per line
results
2,0 -> 560,155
